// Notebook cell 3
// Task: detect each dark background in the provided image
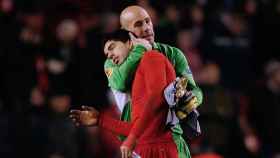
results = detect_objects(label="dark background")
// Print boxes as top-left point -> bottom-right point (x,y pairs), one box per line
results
1,0 -> 280,158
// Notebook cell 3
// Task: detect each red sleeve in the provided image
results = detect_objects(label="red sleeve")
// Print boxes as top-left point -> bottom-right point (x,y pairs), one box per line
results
123,52 -> 168,147
98,112 -> 132,136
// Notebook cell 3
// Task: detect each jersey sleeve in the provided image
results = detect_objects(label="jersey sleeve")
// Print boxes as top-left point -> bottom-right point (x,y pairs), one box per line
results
104,45 -> 147,91
173,47 -> 203,106
98,112 -> 132,136
158,43 -> 203,106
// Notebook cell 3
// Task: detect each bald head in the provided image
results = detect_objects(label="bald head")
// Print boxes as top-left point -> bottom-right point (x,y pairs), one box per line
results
120,6 -> 146,29
120,5 -> 155,43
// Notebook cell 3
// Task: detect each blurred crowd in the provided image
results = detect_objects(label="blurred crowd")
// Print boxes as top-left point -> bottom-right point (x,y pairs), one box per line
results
0,0 -> 280,158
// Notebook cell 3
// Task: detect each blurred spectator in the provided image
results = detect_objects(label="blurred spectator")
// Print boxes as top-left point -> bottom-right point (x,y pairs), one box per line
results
102,12 -> 119,34
192,63 -> 236,157
1,1 -> 47,113
1,1 -> 280,158
190,4 -> 205,46
243,60 -> 280,158
201,11 -> 253,91
46,19 -> 80,105
180,4 -> 205,46
244,0 -> 257,16
1,0 -> 13,13
155,4 -> 179,45
176,29 -> 204,81
79,11 -> 109,107
46,91 -> 81,158
253,0 -> 280,78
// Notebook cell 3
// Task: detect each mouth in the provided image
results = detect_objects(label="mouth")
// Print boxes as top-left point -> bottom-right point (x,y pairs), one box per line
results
143,34 -> 153,39
113,58 -> 119,65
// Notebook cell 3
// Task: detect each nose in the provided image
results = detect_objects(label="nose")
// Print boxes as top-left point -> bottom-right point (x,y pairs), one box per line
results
142,22 -> 149,32
107,52 -> 114,59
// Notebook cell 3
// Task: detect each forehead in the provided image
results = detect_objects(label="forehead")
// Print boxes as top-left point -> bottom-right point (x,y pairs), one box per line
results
129,10 -> 150,25
104,40 -> 124,51
104,40 -> 112,50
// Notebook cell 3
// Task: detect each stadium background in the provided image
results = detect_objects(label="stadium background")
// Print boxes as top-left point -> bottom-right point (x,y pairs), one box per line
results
0,0 -> 280,158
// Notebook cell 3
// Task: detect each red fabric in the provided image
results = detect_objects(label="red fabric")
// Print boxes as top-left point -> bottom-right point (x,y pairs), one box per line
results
193,153 -> 224,158
124,51 -> 176,143
99,51 -> 179,158
98,112 -> 132,136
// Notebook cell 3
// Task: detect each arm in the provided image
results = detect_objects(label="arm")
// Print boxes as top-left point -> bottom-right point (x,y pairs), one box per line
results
171,47 -> 203,106
104,45 -> 147,91
157,43 -> 203,106
122,52 -> 168,148
70,106 -> 132,136
98,112 -> 132,136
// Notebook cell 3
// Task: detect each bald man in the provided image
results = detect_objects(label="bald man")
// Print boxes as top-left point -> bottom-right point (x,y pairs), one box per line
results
102,5 -> 203,158
119,6 -> 155,44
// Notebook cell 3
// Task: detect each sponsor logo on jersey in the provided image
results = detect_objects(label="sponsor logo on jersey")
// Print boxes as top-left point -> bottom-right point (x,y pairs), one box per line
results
105,68 -> 113,78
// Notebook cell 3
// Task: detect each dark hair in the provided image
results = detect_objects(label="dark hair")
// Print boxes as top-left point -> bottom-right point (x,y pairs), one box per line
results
103,29 -> 131,45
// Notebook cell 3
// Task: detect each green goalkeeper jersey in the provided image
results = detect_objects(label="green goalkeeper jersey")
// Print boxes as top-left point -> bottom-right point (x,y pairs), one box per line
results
104,42 -> 203,110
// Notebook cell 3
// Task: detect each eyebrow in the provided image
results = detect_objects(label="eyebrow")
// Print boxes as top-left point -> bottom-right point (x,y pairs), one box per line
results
134,17 -> 151,27
108,42 -> 115,51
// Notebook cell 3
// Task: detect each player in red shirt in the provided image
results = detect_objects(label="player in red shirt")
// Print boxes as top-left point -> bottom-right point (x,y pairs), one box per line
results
70,51 -> 187,158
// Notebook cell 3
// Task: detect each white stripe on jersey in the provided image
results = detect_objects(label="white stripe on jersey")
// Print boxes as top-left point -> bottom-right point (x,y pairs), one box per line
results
112,89 -> 130,113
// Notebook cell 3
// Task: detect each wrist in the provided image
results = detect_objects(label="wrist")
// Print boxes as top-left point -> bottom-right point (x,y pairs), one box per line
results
97,112 -> 103,126
122,133 -> 137,149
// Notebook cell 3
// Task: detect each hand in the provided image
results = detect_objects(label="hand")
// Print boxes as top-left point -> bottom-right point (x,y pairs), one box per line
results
175,77 -> 188,101
69,105 -> 99,126
177,92 -> 198,113
175,77 -> 198,115
164,77 -> 188,107
120,145 -> 132,158
129,33 -> 152,51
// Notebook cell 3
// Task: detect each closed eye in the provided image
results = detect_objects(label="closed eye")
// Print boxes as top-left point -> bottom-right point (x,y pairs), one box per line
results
108,43 -> 115,51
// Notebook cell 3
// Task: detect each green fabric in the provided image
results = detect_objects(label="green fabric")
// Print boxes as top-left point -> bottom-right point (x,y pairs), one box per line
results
118,102 -> 132,141
172,131 -> 191,158
153,42 -> 203,106
104,45 -> 147,91
105,42 -> 203,105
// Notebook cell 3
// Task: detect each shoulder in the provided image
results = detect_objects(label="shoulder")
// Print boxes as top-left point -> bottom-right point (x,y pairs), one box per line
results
139,51 -> 168,68
155,42 -> 183,53
104,59 -> 114,68
142,50 -> 166,59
